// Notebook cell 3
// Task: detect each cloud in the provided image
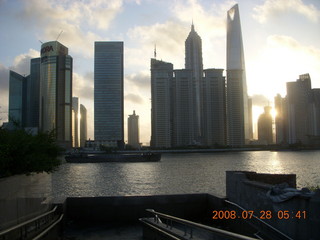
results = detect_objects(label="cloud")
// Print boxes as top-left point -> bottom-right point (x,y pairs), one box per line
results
125,93 -> 144,104
18,0 -> 124,58
11,49 -> 40,75
127,21 -> 186,63
253,0 -> 320,23
125,71 -> 150,90
73,72 -> 94,101
251,94 -> 270,107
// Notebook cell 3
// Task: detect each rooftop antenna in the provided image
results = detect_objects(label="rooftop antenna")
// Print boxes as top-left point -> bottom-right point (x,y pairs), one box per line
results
154,44 -> 157,59
56,30 -> 63,41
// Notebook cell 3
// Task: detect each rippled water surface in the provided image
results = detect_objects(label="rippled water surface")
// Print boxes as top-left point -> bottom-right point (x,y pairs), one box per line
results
52,151 -> 320,199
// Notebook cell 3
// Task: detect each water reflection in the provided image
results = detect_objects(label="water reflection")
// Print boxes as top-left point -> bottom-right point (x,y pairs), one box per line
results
52,151 -> 320,199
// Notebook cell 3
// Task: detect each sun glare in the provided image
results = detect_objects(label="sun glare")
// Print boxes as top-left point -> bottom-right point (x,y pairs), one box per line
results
271,108 -> 277,119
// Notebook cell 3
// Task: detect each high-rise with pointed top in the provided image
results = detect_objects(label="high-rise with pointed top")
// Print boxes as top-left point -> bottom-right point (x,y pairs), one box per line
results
226,4 -> 250,146
185,23 -> 203,144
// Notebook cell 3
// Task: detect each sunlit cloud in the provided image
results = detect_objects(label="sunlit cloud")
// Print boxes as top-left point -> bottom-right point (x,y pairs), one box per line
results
251,94 -> 270,107
125,93 -> 144,104
127,21 -> 186,67
18,0 -> 123,57
247,34 -> 320,99
11,49 -> 40,75
73,72 -> 94,101
253,0 -> 320,23
125,71 -> 150,90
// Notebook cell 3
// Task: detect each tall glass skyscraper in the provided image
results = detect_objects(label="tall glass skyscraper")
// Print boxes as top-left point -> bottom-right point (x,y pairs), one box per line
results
26,58 -> 40,128
150,58 -> 173,148
8,71 -> 27,126
185,23 -> 203,143
72,97 -> 79,148
40,41 -> 72,148
202,69 -> 226,146
94,42 -> 124,148
80,104 -> 87,148
226,4 -> 249,147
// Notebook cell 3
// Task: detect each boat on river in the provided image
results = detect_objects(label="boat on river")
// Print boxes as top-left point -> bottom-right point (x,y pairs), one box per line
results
65,152 -> 161,163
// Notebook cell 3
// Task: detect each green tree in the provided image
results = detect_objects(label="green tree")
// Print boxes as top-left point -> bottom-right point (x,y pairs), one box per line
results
0,127 -> 62,177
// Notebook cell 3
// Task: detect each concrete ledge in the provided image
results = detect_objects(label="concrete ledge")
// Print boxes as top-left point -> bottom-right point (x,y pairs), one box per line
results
65,193 -> 226,224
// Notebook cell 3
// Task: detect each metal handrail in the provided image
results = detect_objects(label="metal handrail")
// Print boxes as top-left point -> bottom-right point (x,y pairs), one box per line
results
145,209 -> 259,240
140,219 -> 181,240
225,200 -> 293,240
0,206 -> 57,237
32,213 -> 64,240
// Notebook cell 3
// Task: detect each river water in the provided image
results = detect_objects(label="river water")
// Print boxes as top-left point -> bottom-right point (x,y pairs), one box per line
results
52,151 -> 320,200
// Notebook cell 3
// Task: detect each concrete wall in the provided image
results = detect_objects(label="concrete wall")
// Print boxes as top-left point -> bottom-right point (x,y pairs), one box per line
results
65,193 -> 226,224
226,171 -> 320,239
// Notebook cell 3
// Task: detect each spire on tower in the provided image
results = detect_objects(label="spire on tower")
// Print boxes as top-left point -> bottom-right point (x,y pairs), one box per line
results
191,20 -> 195,32
154,44 -> 157,59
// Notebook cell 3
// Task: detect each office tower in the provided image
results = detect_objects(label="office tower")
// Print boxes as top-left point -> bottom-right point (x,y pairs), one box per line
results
185,23 -> 203,143
172,69 -> 194,146
26,58 -> 40,128
80,104 -> 87,148
274,94 -> 287,144
39,41 -> 72,149
8,71 -> 27,127
150,58 -> 173,148
226,4 -> 249,146
286,74 -> 313,144
127,110 -> 140,149
202,69 -> 226,146
258,106 -> 273,144
248,97 -> 253,140
94,42 -> 124,148
72,97 -> 79,147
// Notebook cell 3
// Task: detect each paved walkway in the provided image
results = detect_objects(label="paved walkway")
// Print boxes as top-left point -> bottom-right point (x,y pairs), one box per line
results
62,222 -> 143,240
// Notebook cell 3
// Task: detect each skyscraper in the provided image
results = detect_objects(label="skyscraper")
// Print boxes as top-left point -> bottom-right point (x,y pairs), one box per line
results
248,97 -> 253,140
94,42 -> 124,148
274,94 -> 287,144
26,58 -> 40,128
258,106 -> 273,144
39,41 -> 72,148
80,104 -> 87,148
286,74 -> 313,144
226,4 -> 249,147
150,58 -> 173,148
185,23 -> 203,143
202,69 -> 226,146
127,110 -> 140,149
8,71 -> 27,127
172,69 -> 194,146
72,97 -> 79,148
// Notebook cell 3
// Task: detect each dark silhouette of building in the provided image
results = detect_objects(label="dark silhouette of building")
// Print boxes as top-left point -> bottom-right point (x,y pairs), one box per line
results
128,110 -> 140,149
258,106 -> 273,144
94,42 -> 124,148
150,59 -> 173,148
202,69 -> 226,146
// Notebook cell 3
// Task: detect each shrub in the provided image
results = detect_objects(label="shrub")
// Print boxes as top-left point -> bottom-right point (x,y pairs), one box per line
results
0,127 -> 62,177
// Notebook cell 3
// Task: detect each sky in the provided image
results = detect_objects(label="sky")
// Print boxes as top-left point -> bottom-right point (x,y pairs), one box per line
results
0,0 -> 319,145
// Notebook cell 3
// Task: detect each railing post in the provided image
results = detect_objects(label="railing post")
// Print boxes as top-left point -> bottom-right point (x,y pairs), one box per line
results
190,228 -> 193,238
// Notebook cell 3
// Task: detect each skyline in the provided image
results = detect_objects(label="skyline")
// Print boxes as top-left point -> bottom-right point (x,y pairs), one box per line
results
0,0 -> 320,145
